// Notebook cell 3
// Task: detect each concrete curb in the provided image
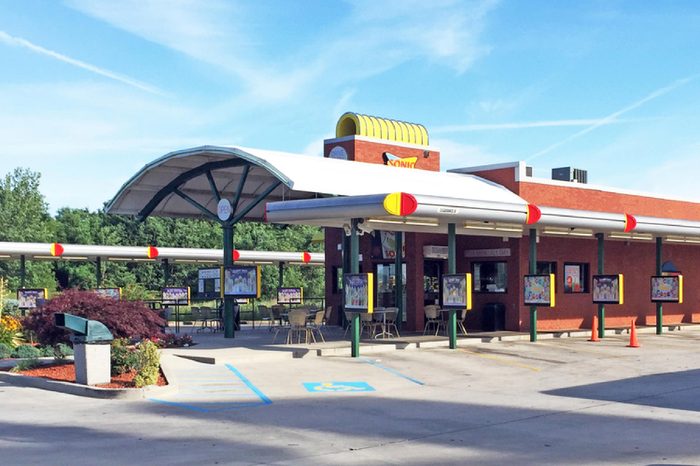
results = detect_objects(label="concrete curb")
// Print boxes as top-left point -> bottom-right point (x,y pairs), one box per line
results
0,353 -> 179,400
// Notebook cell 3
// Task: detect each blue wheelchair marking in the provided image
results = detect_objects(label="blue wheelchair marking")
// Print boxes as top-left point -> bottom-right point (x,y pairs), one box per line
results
361,358 -> 425,386
304,381 -> 375,393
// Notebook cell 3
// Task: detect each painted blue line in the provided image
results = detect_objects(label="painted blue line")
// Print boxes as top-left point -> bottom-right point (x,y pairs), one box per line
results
224,363 -> 272,405
361,358 -> 425,385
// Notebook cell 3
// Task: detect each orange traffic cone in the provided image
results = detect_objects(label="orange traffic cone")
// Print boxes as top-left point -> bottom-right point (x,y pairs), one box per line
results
627,319 -> 640,348
589,315 -> 599,342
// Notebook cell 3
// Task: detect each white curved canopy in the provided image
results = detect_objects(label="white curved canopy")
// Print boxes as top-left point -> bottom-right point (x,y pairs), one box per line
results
105,145 -> 526,221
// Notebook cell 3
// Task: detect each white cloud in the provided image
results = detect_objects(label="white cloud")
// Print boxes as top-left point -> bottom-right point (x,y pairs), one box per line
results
0,30 -> 163,95
67,0 -> 498,103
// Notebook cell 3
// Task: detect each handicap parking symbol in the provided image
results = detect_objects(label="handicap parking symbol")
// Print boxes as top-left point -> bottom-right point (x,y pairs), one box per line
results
303,382 -> 375,393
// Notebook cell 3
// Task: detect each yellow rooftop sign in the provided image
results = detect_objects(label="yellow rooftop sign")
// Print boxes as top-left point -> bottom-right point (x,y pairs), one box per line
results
336,112 -> 429,146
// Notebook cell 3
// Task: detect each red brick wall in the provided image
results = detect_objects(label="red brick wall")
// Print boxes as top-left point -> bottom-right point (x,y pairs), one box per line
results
516,236 -> 700,331
520,183 -> 700,220
466,166 -> 520,194
324,137 -> 440,171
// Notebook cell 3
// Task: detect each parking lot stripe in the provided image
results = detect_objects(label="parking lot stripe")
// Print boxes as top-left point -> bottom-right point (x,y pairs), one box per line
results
225,363 -> 272,405
361,358 -> 425,385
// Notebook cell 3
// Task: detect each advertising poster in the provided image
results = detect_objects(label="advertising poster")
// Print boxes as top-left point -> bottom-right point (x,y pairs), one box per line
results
17,289 -> 46,309
162,287 -> 190,305
441,274 -> 473,309
523,274 -> 555,307
651,275 -> 683,303
343,273 -> 374,312
592,275 -> 624,304
564,264 -> 582,293
277,287 -> 303,304
380,231 -> 405,259
94,288 -> 121,300
224,266 -> 260,298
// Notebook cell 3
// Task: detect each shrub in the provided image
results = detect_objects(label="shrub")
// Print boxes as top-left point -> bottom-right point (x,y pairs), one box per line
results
23,289 -> 165,346
133,340 -> 160,388
40,346 -> 54,357
53,343 -> 74,359
111,338 -> 139,375
12,344 -> 42,359
10,358 -> 40,372
0,315 -> 24,348
154,333 -> 193,348
0,342 -> 11,359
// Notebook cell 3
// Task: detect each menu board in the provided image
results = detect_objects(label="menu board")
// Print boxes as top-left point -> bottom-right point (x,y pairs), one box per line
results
223,266 -> 260,298
162,287 -> 190,305
523,274 -> 556,307
651,275 -> 683,303
277,287 -> 303,304
17,288 -> 47,309
94,288 -> 121,300
592,274 -> 624,305
441,274 -> 473,310
197,267 -> 222,298
343,273 -> 374,313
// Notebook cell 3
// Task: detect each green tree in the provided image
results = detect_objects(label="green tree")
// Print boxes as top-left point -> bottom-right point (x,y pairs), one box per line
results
0,168 -> 56,291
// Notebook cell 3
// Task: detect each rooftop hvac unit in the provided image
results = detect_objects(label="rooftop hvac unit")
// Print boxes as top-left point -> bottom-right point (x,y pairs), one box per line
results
552,167 -> 588,184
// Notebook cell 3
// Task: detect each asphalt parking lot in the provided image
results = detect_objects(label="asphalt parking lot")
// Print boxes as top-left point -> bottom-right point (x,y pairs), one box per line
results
2,330 -> 700,465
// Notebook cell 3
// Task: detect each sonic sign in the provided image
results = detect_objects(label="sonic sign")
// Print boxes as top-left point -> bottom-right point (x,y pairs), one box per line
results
383,152 -> 418,169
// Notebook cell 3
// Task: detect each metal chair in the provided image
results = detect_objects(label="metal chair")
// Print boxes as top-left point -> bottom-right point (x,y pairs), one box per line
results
361,312 -> 381,338
286,309 -> 311,344
457,308 -> 468,335
384,307 -> 400,337
423,305 -> 442,335
309,309 -> 326,343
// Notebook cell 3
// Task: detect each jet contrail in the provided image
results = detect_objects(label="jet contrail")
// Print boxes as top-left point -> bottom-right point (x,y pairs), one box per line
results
527,74 -> 700,161
0,30 -> 164,96
433,118 -> 629,133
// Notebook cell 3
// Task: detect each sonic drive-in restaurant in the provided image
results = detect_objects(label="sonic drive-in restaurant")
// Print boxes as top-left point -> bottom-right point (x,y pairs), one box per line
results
317,112 -> 700,335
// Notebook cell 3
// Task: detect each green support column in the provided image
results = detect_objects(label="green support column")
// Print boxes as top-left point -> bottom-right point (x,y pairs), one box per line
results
223,223 -> 235,338
394,231 -> 404,329
596,233 -> 605,338
162,259 -> 170,287
95,256 -> 102,288
529,229 -> 537,342
278,262 -> 284,288
350,219 -> 360,358
656,237 -> 663,335
447,223 -> 458,349
19,255 -> 26,289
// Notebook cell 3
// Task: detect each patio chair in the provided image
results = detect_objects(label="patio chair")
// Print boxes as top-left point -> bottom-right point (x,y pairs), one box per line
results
423,305 -> 442,335
361,312 -> 381,338
322,306 -> 333,328
384,307 -> 400,337
309,309 -> 326,343
458,308 -> 468,335
286,309 -> 311,344
257,305 -> 273,330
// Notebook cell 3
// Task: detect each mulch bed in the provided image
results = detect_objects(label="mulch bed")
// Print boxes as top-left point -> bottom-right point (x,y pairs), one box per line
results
5,362 -> 167,388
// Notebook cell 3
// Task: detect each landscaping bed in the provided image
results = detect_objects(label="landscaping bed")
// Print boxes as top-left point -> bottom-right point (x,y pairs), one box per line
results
2,361 -> 167,388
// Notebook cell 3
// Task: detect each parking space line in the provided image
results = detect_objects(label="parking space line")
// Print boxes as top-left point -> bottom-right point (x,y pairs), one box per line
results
458,348 -> 542,372
361,358 -> 425,385
225,363 -> 272,405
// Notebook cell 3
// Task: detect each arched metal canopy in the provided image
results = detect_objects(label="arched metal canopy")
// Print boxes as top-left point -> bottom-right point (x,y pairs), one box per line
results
105,145 -> 526,221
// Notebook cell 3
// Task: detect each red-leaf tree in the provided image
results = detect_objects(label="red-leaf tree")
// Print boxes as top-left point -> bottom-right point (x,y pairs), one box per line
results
24,289 -> 165,346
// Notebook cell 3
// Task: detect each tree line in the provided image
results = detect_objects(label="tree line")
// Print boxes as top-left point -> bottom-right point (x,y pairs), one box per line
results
0,168 -> 324,300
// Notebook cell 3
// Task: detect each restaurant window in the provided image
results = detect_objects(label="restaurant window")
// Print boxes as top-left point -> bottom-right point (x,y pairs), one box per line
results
563,263 -> 589,293
536,261 -> 557,276
332,267 -> 343,294
472,261 -> 508,293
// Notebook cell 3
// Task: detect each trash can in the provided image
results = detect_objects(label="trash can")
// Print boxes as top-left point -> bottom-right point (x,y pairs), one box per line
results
482,303 -> 505,331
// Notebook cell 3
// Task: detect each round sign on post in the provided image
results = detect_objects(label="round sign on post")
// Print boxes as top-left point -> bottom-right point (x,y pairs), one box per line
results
217,199 -> 233,222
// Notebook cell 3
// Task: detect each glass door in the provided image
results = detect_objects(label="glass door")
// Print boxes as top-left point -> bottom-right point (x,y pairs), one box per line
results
375,263 -> 407,320
423,260 -> 443,306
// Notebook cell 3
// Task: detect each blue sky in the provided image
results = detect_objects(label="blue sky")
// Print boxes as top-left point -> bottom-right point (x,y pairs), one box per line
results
1,0 -> 700,213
